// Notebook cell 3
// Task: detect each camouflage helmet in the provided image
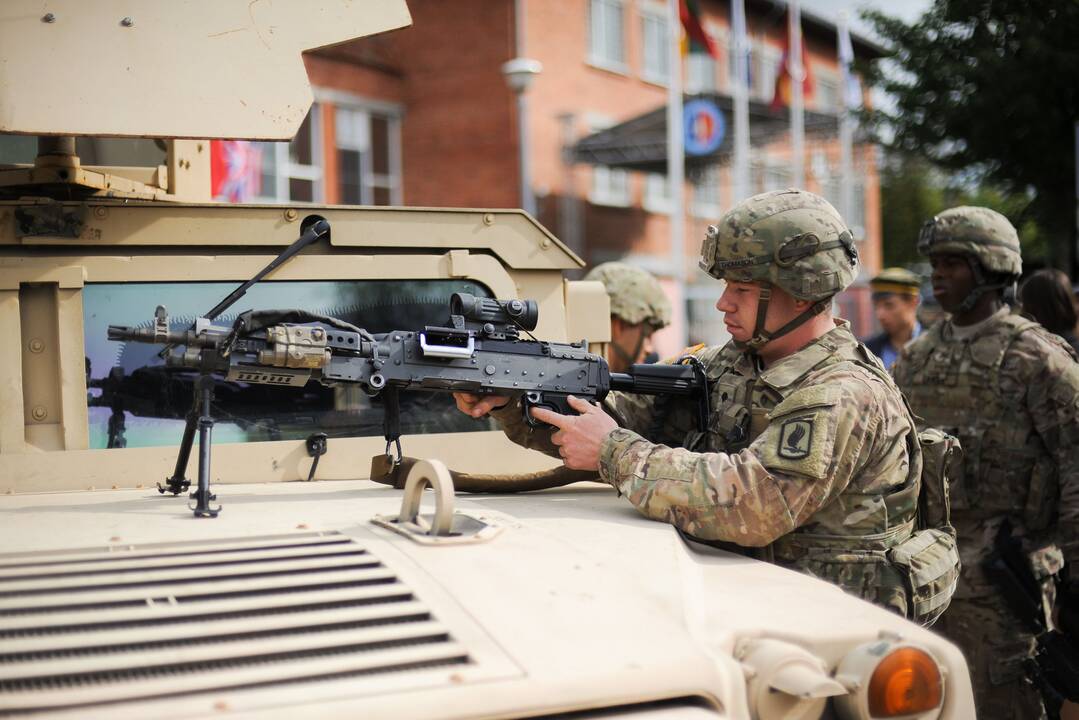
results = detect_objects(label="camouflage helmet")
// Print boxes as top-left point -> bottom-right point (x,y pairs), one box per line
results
699,189 -> 858,302
584,262 -> 671,329
917,206 -> 1022,278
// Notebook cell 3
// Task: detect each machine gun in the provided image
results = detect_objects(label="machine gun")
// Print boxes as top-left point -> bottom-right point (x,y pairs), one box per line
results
108,292 -> 709,517
983,520 -> 1079,718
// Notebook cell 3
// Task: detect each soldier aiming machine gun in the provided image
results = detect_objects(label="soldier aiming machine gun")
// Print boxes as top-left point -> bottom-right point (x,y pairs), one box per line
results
108,291 -> 709,518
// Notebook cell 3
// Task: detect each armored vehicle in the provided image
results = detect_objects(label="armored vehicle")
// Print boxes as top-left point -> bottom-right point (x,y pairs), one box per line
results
0,2 -> 973,718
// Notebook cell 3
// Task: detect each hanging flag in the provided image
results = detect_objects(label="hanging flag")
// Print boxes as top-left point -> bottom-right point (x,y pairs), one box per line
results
679,0 -> 718,57
770,16 -> 814,111
210,140 -> 263,203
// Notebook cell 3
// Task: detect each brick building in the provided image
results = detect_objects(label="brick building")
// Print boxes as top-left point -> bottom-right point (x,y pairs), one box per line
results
272,0 -> 886,354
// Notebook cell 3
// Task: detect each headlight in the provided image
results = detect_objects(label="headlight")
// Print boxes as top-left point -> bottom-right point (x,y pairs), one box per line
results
834,638 -> 944,720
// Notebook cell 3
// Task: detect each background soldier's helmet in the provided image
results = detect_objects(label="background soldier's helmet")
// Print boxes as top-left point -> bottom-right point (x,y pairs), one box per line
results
917,206 -> 1022,278
584,262 -> 672,329
699,188 -> 859,302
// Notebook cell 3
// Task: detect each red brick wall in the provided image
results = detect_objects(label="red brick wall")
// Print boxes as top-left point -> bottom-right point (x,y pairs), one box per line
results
382,0 -> 520,208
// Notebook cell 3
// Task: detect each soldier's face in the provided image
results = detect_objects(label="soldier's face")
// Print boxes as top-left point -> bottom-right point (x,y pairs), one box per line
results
716,281 -> 799,341
930,253 -> 975,313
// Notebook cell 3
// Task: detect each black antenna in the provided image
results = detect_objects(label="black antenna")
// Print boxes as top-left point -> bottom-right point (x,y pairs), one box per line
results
158,216 -> 331,357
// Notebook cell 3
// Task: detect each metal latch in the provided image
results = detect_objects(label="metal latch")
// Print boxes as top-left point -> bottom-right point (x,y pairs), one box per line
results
371,459 -> 500,545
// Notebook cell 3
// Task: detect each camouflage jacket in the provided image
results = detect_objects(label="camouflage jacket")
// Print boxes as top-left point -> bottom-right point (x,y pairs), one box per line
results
893,309 -> 1079,597
492,322 -> 923,614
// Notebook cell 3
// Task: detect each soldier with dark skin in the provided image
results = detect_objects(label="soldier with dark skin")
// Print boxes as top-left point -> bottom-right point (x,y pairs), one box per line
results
892,207 -> 1079,719
457,189 -> 959,620
584,262 -> 671,373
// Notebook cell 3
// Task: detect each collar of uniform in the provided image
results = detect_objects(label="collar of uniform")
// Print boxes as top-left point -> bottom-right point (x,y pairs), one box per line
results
756,320 -> 857,390
941,305 -> 1011,342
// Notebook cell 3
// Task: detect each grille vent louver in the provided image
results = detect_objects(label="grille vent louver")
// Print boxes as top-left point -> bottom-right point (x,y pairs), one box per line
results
0,532 -> 471,715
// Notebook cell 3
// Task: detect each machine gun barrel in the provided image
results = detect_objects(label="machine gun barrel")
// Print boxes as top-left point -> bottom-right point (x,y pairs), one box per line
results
107,324 -> 222,349
609,363 -> 701,396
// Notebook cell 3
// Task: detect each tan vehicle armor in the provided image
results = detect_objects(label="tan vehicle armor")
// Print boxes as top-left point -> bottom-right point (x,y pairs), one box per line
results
0,2 -> 973,719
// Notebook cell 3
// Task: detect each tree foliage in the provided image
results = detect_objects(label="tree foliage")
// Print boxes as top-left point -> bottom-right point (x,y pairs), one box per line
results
862,0 -> 1079,270
880,153 -> 1047,269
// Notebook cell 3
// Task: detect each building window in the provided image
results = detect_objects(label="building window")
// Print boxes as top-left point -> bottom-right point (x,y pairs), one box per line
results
850,178 -> 866,239
643,173 -> 672,214
591,165 -> 631,207
754,43 -> 782,102
589,0 -> 626,71
587,115 -> 631,207
686,45 -> 719,93
640,5 -> 670,86
336,105 -> 402,206
815,71 -> 840,113
687,279 -> 729,346
762,163 -> 790,193
691,165 -> 723,218
250,104 -> 324,203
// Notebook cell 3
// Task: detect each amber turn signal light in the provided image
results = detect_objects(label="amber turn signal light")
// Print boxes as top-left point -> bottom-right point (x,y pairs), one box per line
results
867,646 -> 943,717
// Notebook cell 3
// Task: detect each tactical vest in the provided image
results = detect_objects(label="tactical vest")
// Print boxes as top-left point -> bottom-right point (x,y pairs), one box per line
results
899,313 -> 1054,528
680,327 -> 958,623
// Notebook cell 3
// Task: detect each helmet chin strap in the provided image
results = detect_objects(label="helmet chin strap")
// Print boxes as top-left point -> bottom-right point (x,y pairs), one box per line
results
609,323 -> 649,368
955,258 -> 1012,314
740,283 -> 831,353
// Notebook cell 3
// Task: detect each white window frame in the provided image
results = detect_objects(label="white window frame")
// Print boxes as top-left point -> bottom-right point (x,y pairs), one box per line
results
319,87 -> 407,207
254,103 -> 324,203
639,2 -> 670,87
587,114 -> 631,207
691,164 -> 723,218
754,42 -> 783,102
762,161 -> 790,193
588,0 -> 628,74
643,172 -> 672,214
591,165 -> 632,207
814,69 -> 840,113
685,23 -> 723,94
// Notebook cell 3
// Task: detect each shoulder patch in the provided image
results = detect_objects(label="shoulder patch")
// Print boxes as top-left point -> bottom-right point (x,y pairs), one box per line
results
778,416 -> 814,459
682,343 -> 706,356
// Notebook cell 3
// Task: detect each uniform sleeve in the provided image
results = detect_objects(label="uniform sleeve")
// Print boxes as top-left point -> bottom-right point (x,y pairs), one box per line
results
597,376 -> 885,546
1013,341 -> 1079,562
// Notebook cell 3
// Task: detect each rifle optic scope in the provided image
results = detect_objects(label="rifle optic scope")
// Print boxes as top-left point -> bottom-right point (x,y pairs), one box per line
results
451,293 -> 538,332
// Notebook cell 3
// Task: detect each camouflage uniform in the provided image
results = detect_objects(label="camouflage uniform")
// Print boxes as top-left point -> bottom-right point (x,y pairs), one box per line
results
892,206 -> 1079,719
584,262 -> 671,330
494,190 -> 939,617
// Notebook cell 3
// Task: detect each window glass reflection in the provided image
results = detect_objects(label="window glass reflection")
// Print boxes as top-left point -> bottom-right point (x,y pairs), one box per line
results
85,279 -> 494,449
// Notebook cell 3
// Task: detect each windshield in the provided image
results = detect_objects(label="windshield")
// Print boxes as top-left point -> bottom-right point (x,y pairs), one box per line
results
84,279 -> 495,449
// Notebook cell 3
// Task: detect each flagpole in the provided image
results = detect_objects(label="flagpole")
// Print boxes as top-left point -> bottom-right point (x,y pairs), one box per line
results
838,11 -> 855,224
731,0 -> 751,203
667,0 -> 687,347
789,0 -> 805,188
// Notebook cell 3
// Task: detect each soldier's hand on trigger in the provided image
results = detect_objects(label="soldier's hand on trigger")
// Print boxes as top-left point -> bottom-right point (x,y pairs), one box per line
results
453,392 -> 510,418
529,395 -> 617,471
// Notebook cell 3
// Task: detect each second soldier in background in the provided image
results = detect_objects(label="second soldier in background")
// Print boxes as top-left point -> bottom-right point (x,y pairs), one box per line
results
893,206 -> 1079,719
583,262 -> 671,371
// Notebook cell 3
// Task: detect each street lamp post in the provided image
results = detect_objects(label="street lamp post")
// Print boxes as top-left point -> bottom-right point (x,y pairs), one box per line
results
502,57 -> 542,217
